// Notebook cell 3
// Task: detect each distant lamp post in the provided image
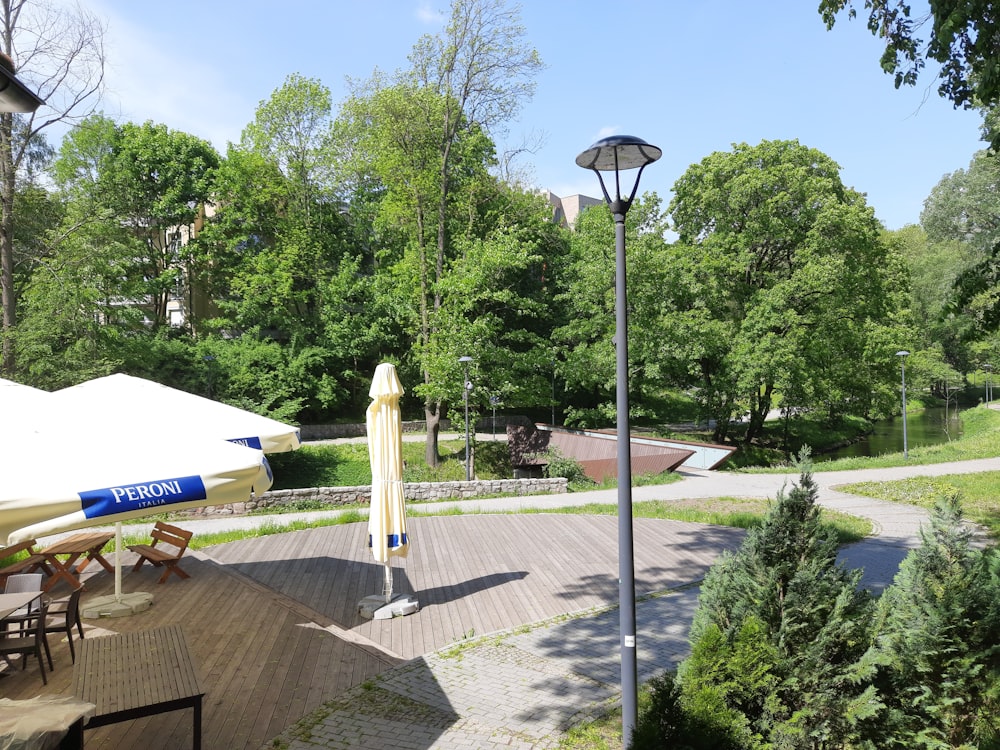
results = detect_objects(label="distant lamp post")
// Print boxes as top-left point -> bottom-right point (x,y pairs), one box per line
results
986,363 -> 993,405
459,356 -> 473,481
490,395 -> 500,439
576,134 -> 661,744
897,350 -> 909,459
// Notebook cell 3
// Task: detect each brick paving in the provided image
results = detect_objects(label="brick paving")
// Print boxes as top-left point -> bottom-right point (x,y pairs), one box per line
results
272,590 -> 699,749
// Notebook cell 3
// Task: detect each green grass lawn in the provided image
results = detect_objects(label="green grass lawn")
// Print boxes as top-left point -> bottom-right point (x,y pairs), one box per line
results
265,438 -> 512,488
838,471 -> 1000,537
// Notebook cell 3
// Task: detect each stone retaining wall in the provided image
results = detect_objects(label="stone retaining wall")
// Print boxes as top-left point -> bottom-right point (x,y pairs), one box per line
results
174,477 -> 568,518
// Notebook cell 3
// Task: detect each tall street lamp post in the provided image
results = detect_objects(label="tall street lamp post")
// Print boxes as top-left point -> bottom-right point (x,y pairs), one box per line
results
459,356 -> 473,481
576,134 -> 661,744
897,350 -> 909,459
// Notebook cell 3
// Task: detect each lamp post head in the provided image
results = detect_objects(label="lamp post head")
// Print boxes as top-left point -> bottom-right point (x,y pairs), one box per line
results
575,135 -> 662,172
896,350 -> 909,358
458,356 -> 473,364
576,135 -> 661,216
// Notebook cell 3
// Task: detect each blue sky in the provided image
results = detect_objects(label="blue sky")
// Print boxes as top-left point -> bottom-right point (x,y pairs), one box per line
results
82,0 -> 983,230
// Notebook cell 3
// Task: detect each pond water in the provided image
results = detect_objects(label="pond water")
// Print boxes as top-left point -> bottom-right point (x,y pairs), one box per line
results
816,406 -> 964,462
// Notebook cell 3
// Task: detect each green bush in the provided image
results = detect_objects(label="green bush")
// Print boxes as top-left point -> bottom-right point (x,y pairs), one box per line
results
539,448 -> 593,489
631,670 -> 749,750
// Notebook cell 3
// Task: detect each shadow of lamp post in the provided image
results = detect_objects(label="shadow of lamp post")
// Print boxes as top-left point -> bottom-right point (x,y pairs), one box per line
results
896,350 -> 909,459
576,134 -> 661,744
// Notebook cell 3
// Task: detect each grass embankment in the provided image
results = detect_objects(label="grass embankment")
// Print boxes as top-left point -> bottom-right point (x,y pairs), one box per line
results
751,403 -> 1000,472
754,406 -> 1000,538
840,472 -> 1000,537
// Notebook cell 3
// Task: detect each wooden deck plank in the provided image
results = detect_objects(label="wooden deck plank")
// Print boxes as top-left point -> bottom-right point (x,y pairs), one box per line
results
0,515 -> 744,749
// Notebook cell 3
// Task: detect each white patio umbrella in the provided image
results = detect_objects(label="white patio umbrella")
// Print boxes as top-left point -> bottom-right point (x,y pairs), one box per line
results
0,377 -> 48,427
0,427 -> 272,614
358,363 -> 417,619
48,373 -> 301,454
2,373 -> 297,615
0,431 -> 272,545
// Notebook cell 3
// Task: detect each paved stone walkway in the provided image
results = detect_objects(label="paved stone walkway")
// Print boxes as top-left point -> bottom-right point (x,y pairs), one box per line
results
258,457 -> 997,749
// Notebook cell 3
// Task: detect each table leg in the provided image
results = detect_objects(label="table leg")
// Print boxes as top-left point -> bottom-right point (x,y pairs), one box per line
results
42,557 -> 83,592
194,696 -> 203,750
58,717 -> 84,750
74,551 -> 114,576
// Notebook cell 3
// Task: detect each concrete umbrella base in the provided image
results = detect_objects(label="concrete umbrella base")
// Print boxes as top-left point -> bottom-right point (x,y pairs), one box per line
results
81,591 -> 153,618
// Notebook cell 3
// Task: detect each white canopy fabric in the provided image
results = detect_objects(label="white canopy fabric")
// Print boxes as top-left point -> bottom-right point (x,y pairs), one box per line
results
366,363 -> 408,575
48,373 -> 301,454
0,377 -> 49,429
0,373 -> 295,548
0,429 -> 272,546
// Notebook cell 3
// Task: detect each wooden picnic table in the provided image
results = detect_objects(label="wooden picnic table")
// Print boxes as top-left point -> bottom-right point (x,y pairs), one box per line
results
38,531 -> 115,592
73,625 -> 204,749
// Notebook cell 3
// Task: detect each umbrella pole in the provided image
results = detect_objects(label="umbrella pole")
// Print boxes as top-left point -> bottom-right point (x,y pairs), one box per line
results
383,562 -> 393,603
115,522 -> 123,601
81,523 -> 153,619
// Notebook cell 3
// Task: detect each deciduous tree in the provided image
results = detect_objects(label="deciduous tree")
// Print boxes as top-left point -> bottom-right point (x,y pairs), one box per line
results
338,0 -> 542,466
98,121 -> 219,329
665,139 -> 903,443
0,0 -> 105,374
554,194 -> 674,427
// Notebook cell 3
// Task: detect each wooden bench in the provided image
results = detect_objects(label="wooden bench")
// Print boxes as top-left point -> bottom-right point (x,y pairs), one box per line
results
127,522 -> 194,584
73,625 -> 204,750
0,539 -> 52,586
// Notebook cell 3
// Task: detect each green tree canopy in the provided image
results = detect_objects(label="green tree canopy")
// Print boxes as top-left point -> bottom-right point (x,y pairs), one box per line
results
336,0 -> 543,466
553,194 -> 674,427
820,1 -> 1000,147
97,120 -> 220,329
665,139 -> 906,442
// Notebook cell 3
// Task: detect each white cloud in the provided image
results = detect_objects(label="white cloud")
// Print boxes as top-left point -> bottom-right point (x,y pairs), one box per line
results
415,2 -> 446,24
90,2 -> 250,151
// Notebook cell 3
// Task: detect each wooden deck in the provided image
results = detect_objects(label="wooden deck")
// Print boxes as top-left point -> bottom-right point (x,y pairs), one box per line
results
0,514 -> 744,750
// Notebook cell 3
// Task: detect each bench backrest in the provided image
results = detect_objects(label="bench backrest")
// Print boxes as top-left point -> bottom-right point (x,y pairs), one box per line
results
150,522 -> 193,553
0,539 -> 38,560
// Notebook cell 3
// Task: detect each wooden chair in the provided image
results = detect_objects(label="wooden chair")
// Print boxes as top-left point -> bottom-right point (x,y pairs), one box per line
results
43,585 -> 85,663
127,522 -> 194,583
0,598 -> 53,684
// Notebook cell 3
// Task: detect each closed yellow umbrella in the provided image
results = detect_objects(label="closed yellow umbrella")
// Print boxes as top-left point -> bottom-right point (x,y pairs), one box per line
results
359,363 -> 417,619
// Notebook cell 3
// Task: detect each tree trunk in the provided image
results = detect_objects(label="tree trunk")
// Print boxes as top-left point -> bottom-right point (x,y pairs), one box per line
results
0,111 -> 15,375
744,383 -> 774,446
424,403 -> 440,467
